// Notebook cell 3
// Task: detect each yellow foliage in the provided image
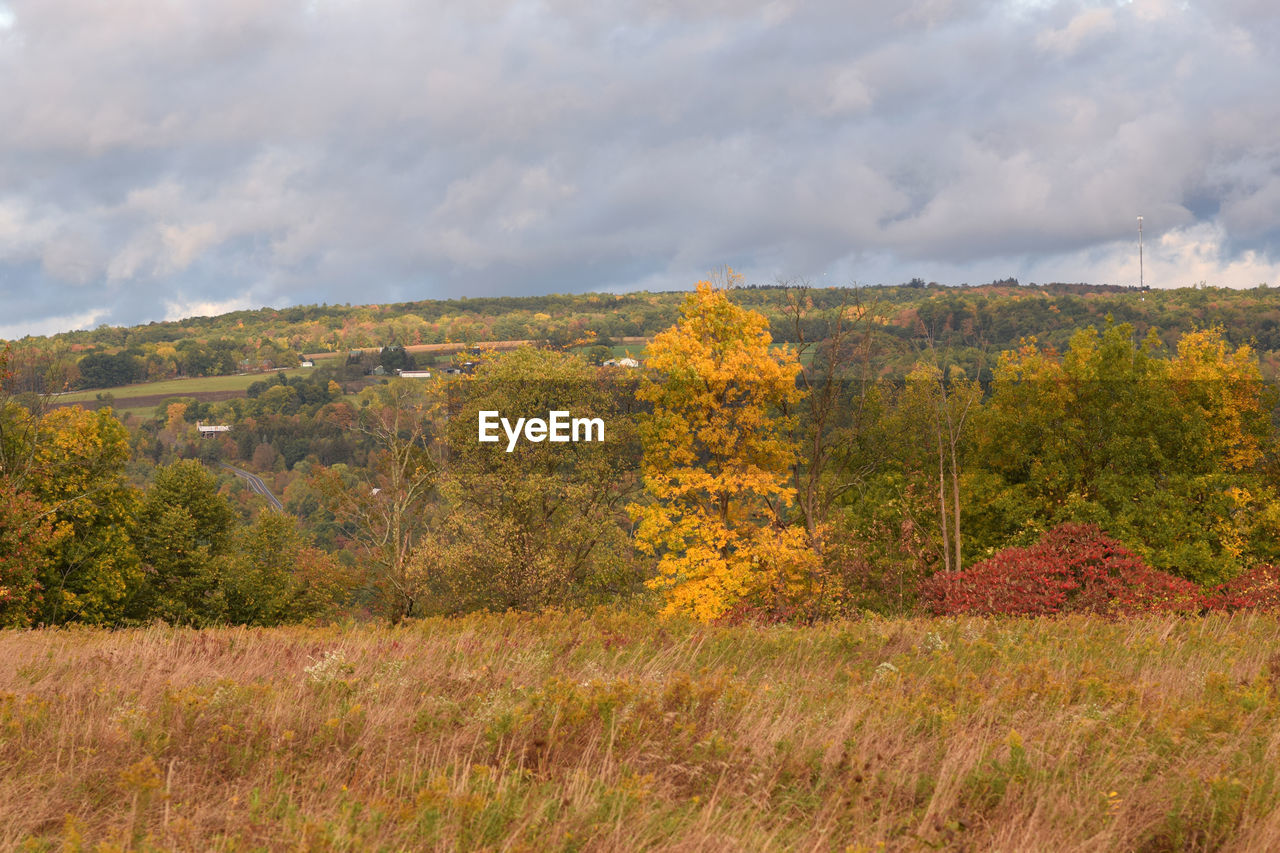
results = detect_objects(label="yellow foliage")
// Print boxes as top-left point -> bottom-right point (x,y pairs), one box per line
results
632,274 -> 812,620
165,401 -> 188,435
1168,327 -> 1265,470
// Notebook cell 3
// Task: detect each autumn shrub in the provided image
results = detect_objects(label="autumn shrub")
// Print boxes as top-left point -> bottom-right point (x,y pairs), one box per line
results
0,484 -> 58,628
1208,564 -> 1280,611
920,523 -> 1203,617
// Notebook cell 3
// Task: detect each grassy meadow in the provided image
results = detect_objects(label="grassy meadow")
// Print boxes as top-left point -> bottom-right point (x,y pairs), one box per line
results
54,371 -> 311,404
4,612 -> 1280,850
46,370 -> 316,419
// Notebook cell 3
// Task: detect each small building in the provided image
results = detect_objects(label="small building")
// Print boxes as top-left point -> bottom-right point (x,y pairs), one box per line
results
196,421 -> 231,437
603,357 -> 640,368
397,370 -> 432,378
300,360 -> 315,368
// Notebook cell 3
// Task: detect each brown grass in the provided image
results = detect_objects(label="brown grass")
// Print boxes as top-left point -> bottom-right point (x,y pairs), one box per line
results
3,611 -> 1280,850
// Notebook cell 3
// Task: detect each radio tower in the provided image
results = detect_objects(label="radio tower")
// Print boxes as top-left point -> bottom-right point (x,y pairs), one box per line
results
1137,216 -> 1144,289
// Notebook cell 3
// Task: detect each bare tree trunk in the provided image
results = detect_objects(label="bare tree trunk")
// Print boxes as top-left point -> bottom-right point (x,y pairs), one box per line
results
936,428 -> 951,573
950,436 -> 962,573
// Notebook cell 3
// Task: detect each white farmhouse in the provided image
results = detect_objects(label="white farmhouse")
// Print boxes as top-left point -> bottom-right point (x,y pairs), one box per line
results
196,421 -> 232,437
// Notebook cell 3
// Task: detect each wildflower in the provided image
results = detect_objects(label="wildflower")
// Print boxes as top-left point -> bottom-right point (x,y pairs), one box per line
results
305,650 -> 354,684
922,632 -> 949,653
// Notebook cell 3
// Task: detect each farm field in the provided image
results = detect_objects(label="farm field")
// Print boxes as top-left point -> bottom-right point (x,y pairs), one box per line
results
53,371 -> 311,404
48,371 -> 315,419
4,611 -> 1280,850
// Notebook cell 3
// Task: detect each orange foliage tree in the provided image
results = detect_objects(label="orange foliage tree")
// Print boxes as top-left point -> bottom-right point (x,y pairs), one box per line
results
632,275 -> 815,621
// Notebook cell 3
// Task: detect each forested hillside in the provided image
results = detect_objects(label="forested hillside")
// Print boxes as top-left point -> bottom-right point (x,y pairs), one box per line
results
5,277 -> 1280,628
11,280 -> 1280,396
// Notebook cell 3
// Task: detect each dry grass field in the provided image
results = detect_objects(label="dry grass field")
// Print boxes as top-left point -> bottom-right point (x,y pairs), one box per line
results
4,611 -> 1280,850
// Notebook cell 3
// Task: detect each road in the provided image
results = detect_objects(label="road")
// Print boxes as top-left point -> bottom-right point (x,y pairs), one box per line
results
220,463 -> 284,511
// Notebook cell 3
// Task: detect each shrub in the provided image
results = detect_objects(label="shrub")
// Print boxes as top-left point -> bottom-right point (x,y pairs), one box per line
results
920,523 -> 1203,617
1208,565 -> 1280,612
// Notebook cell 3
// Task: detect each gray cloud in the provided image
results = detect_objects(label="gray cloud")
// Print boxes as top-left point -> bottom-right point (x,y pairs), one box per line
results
2,0 -> 1280,337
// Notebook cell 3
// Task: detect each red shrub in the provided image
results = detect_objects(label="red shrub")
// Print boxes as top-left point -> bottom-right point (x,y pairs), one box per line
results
1208,565 -> 1280,612
920,524 -> 1203,617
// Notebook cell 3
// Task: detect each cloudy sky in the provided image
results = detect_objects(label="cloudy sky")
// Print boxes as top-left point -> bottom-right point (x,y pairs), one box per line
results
2,0 -> 1279,338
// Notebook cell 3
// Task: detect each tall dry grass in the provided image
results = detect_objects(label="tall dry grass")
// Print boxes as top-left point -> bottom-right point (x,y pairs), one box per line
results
3,611 -> 1280,850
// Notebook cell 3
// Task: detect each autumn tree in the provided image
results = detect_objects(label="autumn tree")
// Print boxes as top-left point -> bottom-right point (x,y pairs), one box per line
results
0,344 -> 44,490
777,286 -> 930,616
222,510 -> 354,625
974,323 -> 1277,584
0,348 -> 47,624
27,407 -> 143,623
782,285 -> 882,553
0,475 -> 61,627
0,345 -> 63,625
410,348 -> 642,612
0,346 -> 146,624
899,360 -> 982,573
633,275 -> 814,621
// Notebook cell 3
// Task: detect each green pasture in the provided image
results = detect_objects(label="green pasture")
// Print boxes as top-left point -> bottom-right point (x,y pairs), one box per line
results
54,370 -> 309,403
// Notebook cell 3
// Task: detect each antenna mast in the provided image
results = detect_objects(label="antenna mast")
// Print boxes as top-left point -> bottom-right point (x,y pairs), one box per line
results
1138,216 -> 1144,289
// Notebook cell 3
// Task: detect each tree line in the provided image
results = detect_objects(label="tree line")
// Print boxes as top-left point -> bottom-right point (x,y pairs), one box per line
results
4,275 -> 1280,626
15,279 -> 1280,397
304,276 -> 1280,622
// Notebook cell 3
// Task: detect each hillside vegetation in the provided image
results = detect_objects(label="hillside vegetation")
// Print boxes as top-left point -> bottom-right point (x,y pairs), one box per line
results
13,281 -> 1280,395
4,611 -> 1280,851
7,277 -> 1280,628
7,280 -> 1280,849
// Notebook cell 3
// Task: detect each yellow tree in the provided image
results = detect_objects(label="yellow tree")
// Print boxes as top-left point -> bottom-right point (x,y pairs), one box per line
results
1167,327 -> 1268,471
29,406 -> 142,623
632,275 -> 813,621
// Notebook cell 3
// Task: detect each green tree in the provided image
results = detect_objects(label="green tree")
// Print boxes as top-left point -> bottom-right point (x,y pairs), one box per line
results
899,361 -> 982,573
379,345 -> 417,374
133,460 -> 237,623
411,348 -> 641,612
975,324 -> 1276,584
223,511 -> 352,625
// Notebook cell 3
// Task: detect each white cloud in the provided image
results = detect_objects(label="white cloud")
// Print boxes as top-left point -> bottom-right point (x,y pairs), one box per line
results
1146,223 -> 1280,289
0,307 -> 107,339
824,66 -> 874,116
163,292 -> 260,322
1036,7 -> 1116,57
0,0 -> 1278,333
1015,222 -> 1280,289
